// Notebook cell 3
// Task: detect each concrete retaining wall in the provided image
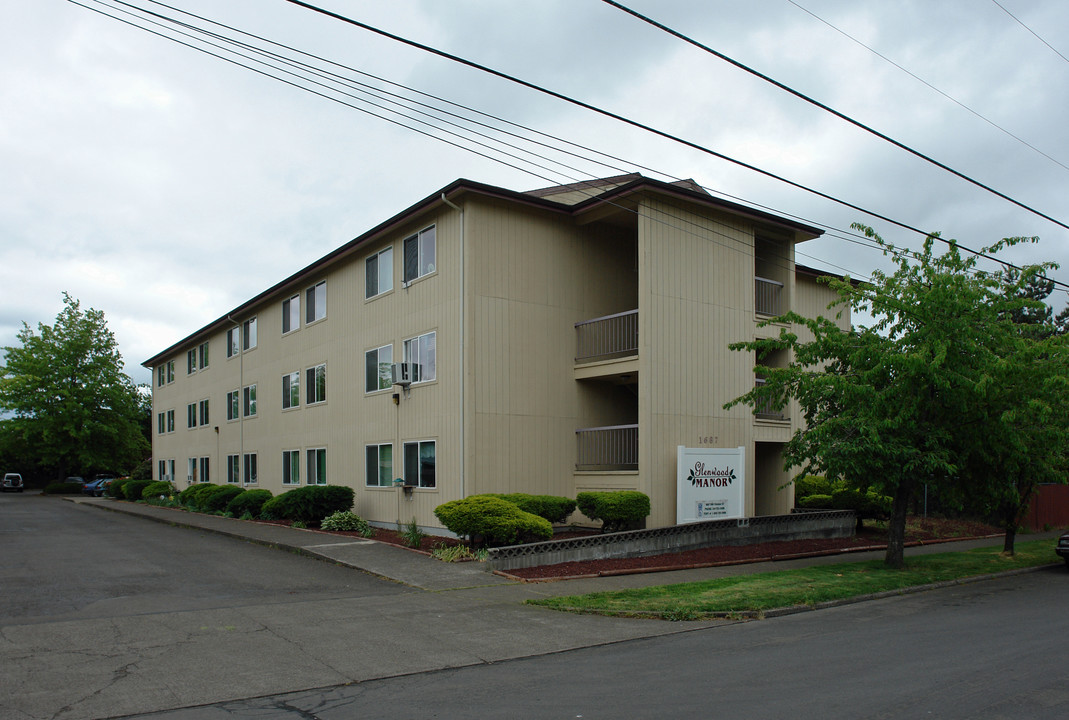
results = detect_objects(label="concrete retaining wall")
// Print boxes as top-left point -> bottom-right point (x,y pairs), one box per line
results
486,510 -> 856,572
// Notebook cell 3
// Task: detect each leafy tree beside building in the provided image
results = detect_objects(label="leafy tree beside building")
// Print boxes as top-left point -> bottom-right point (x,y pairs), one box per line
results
0,293 -> 149,481
727,226 -> 1069,567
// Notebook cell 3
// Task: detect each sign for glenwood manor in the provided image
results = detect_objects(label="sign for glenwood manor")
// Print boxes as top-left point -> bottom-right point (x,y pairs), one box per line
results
676,446 -> 746,524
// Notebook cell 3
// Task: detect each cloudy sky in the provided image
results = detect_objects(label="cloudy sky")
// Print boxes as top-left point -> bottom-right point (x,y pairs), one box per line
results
4,0 -> 1068,386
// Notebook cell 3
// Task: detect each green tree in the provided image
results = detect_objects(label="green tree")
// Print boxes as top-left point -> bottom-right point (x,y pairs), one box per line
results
726,226 -> 1067,567
0,293 -> 149,479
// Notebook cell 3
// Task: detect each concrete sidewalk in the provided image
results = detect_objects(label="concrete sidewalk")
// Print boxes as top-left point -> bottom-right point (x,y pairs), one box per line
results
71,495 -> 1057,598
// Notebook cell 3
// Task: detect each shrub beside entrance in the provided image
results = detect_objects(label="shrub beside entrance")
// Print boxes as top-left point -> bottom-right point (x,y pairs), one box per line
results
576,491 -> 651,533
434,495 -> 553,547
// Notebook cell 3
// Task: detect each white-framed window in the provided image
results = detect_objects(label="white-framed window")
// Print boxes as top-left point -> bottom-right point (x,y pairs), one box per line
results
306,364 -> 326,405
282,372 -> 300,409
187,457 -> 198,484
282,295 -> 300,334
243,384 -> 257,417
402,225 -> 436,283
157,365 -> 166,387
198,341 -> 209,369
199,456 -> 210,484
366,246 -> 393,299
198,399 -> 210,426
306,281 -> 326,324
307,448 -> 326,485
404,331 -> 436,383
365,344 -> 393,393
167,409 -> 174,433
226,454 -> 240,484
403,440 -> 436,488
157,412 -> 165,435
244,453 -> 258,484
282,450 -> 301,485
187,403 -> 197,430
365,443 -> 393,487
187,348 -> 197,375
158,459 -> 175,482
243,317 -> 257,350
227,390 -> 239,421
227,318 -> 257,358
166,360 -> 175,384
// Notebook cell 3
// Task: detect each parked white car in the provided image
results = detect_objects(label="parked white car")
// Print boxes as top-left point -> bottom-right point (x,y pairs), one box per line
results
2,473 -> 24,492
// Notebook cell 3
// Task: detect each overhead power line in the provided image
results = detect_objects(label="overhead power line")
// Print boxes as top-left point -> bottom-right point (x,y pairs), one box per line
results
71,0 -> 1069,294
598,0 -> 1069,233
279,0 -> 1069,288
992,0 -> 1069,65
787,0 -> 1069,173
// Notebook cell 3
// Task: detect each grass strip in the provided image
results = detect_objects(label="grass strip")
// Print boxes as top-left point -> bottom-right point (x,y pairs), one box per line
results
526,539 -> 1060,620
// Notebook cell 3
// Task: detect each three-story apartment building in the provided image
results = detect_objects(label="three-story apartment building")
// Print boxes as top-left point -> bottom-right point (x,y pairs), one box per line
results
144,174 -> 849,531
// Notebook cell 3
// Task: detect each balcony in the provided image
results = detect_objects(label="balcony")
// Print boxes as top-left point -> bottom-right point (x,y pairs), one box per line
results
576,424 -> 638,471
755,276 -> 783,316
575,309 -> 638,363
753,378 -> 785,421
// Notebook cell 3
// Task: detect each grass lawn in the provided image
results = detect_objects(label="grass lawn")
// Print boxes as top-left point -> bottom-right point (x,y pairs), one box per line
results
526,539 -> 1060,620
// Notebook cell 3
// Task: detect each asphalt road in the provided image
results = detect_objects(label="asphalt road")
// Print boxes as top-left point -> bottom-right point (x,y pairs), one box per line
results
133,568 -> 1069,720
3,493 -> 1065,720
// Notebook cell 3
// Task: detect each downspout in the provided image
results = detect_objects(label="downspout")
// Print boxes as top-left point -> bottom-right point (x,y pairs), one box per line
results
441,193 -> 465,499
226,315 -> 244,487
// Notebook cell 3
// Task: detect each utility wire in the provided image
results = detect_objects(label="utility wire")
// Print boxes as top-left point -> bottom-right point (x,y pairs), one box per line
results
281,0 -> 1069,290
992,0 -> 1069,65
74,0 -> 1069,294
787,0 -> 1069,173
598,0 -> 1069,232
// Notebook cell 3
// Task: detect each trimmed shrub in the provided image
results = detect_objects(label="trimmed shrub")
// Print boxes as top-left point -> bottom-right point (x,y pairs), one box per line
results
259,485 -> 355,523
106,478 -> 130,498
576,491 -> 651,533
831,488 -> 892,530
320,510 -> 373,535
227,489 -> 273,518
122,479 -> 154,502
179,483 -> 223,509
142,481 -> 175,499
486,493 -> 577,524
797,493 -> 834,510
434,496 -> 553,547
794,475 -> 839,501
201,485 -> 245,513
42,482 -> 84,495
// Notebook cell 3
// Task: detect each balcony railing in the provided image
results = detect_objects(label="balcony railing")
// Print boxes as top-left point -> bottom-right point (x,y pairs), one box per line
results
575,309 -> 638,363
755,276 -> 784,316
576,424 -> 638,471
753,378 -> 785,420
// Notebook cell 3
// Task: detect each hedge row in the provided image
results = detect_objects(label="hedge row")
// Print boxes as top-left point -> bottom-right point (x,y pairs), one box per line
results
576,491 -> 650,533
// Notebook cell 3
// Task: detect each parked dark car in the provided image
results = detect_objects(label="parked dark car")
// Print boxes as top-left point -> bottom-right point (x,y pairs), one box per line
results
82,477 -> 114,497
2,473 -> 24,492
1057,532 -> 1069,569
66,476 -> 87,487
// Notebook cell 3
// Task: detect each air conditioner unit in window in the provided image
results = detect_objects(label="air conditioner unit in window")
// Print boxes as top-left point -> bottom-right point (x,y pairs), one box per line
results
391,362 -> 420,386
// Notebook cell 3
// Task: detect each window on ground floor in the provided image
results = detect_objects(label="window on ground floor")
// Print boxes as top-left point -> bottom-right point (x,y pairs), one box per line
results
403,440 -> 436,488
365,443 -> 393,487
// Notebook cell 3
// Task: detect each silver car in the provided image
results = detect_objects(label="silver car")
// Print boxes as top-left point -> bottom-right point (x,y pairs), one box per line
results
2,473 -> 24,492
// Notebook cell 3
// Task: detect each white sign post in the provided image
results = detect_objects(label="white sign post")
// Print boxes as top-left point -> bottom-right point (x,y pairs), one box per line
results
676,446 -> 746,524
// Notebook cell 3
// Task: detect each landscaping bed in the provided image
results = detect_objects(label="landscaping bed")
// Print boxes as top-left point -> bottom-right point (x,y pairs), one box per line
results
503,517 -> 1002,580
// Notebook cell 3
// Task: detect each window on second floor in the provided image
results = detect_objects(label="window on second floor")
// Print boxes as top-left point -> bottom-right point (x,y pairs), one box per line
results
365,344 -> 393,393
306,364 -> 326,405
227,390 -> 239,421
199,398 -> 209,426
366,247 -> 393,299
282,371 -> 300,410
243,384 -> 257,417
402,225 -> 436,283
404,331 -> 436,383
306,281 -> 326,324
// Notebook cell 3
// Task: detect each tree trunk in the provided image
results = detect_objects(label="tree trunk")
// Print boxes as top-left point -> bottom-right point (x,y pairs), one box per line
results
884,477 -> 915,568
1002,524 -> 1017,555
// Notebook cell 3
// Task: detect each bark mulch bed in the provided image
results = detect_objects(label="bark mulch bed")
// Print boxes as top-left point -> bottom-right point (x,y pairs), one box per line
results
261,516 -> 1003,579
501,518 -> 1003,581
